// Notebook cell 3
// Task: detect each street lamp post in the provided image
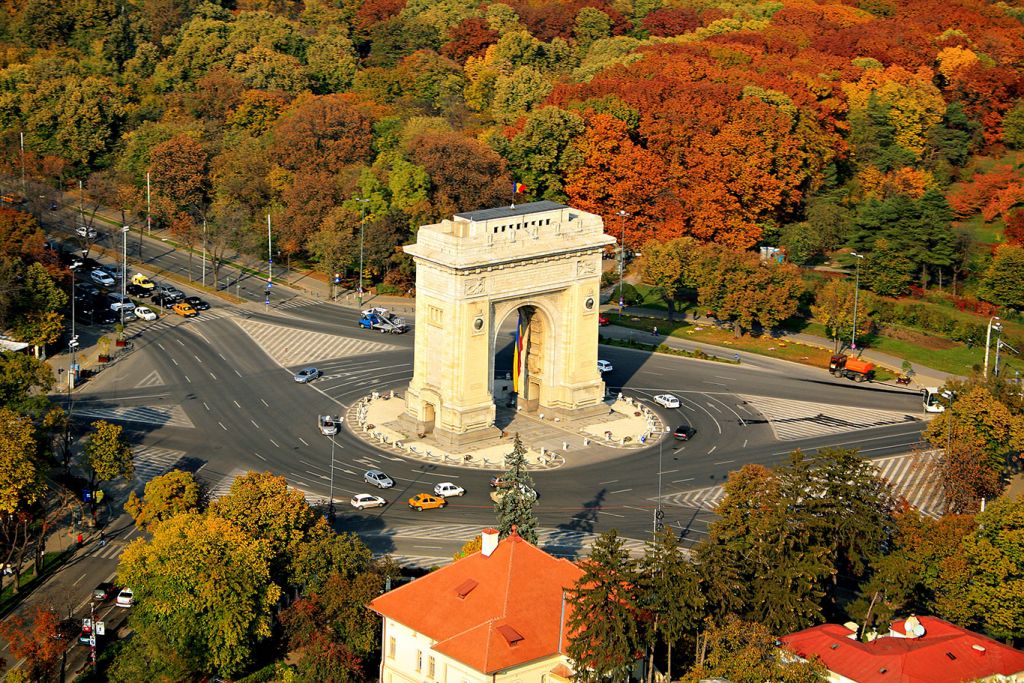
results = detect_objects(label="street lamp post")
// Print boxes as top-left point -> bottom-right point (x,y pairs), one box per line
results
121,224 -> 129,328
653,426 -> 669,536
983,316 -> 1001,378
201,217 -> 207,287
617,210 -> 629,316
328,434 -> 336,521
354,198 -> 370,307
850,252 -> 865,351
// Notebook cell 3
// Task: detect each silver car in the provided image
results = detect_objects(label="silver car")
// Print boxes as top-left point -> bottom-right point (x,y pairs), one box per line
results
364,469 -> 394,489
293,367 -> 321,383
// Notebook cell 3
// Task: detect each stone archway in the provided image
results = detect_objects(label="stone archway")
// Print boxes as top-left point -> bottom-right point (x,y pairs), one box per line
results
400,201 -> 615,450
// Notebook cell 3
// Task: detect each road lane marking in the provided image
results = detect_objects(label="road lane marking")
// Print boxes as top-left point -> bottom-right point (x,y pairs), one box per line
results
234,369 -> 242,377
707,446 -> 717,455
714,459 -> 735,465
596,510 -> 625,517
343,469 -> 356,475
193,354 -> 202,363
414,545 -> 443,550
703,381 -> 727,387
260,398 -> 269,407
233,400 -> 241,408
176,339 -> 185,346
254,452 -> 267,461
598,479 -> 618,485
658,469 -> 678,475
157,342 -> 165,350
672,478 -> 694,483
250,419 -> 260,429
171,358 -> 178,366
743,439 -> 747,448
623,505 -> 648,512
209,372 -> 217,380
609,488 -> 633,494
184,375 -> 191,383
269,438 -> 280,448
203,402 -> 210,411
219,421 -> 227,430
218,353 -> 227,361
298,437 -> 309,446
769,429 -> 925,456
73,572 -> 87,586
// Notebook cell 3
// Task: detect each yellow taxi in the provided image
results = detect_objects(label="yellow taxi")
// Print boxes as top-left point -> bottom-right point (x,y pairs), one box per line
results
408,493 -> 447,511
172,302 -> 198,318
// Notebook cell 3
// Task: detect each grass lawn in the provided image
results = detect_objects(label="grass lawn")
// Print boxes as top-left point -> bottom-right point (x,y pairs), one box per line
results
956,214 -> 1004,246
0,551 -> 69,615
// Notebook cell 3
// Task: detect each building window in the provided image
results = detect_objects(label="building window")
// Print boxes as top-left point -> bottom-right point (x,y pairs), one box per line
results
428,656 -> 435,678
388,636 -> 395,659
428,305 -> 443,326
416,650 -> 423,672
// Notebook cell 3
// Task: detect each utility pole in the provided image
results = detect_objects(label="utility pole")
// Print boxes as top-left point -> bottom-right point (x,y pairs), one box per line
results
19,131 -> 26,198
201,217 -> 207,287
850,252 -> 865,351
617,210 -> 629,316
984,316 -> 1001,378
355,198 -> 370,307
266,213 -> 272,312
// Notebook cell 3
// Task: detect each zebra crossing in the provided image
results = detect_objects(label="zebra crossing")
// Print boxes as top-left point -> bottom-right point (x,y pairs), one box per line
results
200,468 -> 324,505
232,318 -> 399,366
133,445 -> 190,483
360,524 -> 648,559
657,451 -> 945,518
141,308 -> 236,333
737,394 -> 922,441
87,538 -> 129,561
73,403 -> 195,429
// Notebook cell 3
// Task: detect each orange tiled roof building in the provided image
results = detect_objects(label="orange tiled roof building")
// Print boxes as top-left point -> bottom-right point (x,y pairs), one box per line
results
368,528 -> 584,682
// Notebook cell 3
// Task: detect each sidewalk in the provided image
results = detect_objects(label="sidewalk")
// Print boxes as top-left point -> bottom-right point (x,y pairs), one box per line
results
601,304 -> 960,388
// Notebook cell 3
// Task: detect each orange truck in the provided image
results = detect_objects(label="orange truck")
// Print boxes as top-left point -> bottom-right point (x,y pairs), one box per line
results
828,354 -> 875,382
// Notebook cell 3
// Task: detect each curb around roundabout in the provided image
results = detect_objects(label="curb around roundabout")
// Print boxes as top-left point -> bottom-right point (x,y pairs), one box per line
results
343,389 -> 669,472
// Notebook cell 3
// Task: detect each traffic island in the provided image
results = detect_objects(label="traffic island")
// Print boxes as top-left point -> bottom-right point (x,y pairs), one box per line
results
344,390 -> 667,470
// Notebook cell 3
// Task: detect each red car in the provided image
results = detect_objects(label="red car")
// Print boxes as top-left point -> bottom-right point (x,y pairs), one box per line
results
598,315 -> 610,326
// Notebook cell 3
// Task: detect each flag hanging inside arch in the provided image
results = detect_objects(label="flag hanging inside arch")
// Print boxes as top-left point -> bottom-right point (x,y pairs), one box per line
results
512,311 -> 529,394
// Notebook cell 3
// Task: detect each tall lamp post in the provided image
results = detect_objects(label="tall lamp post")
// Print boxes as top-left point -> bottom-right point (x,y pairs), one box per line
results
850,252 -> 865,351
983,316 -> 1001,378
354,198 -> 370,307
328,433 -> 336,522
120,224 -> 129,328
617,210 -> 629,316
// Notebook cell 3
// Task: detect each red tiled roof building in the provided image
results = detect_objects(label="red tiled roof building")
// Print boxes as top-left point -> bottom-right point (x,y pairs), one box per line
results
781,616 -> 1024,683
368,528 -> 583,682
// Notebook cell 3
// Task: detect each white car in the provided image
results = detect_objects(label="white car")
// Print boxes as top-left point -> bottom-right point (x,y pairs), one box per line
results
134,305 -> 157,321
318,415 -> 338,435
653,394 -> 680,409
597,359 -> 613,373
433,482 -> 465,497
89,269 -> 115,287
350,493 -> 386,510
108,293 -> 135,312
76,226 -> 97,239
115,588 -> 133,607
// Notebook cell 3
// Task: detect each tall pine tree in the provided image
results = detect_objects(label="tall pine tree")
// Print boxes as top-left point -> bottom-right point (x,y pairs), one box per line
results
567,530 -> 642,682
495,434 -> 538,544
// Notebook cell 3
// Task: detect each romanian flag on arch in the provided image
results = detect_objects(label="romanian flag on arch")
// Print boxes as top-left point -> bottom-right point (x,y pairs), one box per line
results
513,181 -> 527,194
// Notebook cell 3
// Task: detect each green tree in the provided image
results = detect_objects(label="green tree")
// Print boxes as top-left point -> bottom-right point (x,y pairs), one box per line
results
124,469 -> 202,529
0,352 -> 55,416
1003,100 -> 1024,149
924,386 -> 1024,477
112,513 -> 281,680
0,407 -> 42,515
637,529 -> 705,681
860,237 -> 915,296
683,616 -> 827,683
639,238 -> 690,319
696,464 -> 830,632
573,7 -> 612,50
289,530 -> 375,595
496,106 -> 585,201
85,420 -> 134,485
955,497 -> 1024,641
495,434 -> 539,544
209,470 -> 329,586
811,278 -> 872,353
979,244 -> 1024,308
566,529 -> 642,682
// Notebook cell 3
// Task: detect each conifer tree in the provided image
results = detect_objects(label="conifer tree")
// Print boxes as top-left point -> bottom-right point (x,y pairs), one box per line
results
495,433 -> 539,544
567,530 -> 642,682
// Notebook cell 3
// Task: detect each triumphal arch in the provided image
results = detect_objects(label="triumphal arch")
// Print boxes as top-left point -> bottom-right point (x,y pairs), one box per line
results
401,201 -> 616,449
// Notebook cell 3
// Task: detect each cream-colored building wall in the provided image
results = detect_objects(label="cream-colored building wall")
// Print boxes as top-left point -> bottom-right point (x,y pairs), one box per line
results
380,617 -> 573,683
402,203 -> 615,446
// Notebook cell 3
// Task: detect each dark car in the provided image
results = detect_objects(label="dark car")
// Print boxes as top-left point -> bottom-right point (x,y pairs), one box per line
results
51,616 -> 78,641
92,582 -> 115,601
673,424 -> 696,441
96,309 -> 118,325
184,296 -> 209,311
153,284 -> 184,301
76,283 -> 101,298
151,293 -> 178,308
126,282 -> 149,297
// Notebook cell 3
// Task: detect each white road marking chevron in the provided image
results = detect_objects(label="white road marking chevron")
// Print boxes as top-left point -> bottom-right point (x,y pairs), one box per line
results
737,394 -> 921,441
74,404 -> 194,429
232,318 -> 399,366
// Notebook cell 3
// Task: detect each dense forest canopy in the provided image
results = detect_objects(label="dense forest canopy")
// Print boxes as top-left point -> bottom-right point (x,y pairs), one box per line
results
0,0 -> 1023,299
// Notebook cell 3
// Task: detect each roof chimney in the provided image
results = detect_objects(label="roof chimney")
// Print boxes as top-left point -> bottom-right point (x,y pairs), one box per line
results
482,528 -> 499,557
